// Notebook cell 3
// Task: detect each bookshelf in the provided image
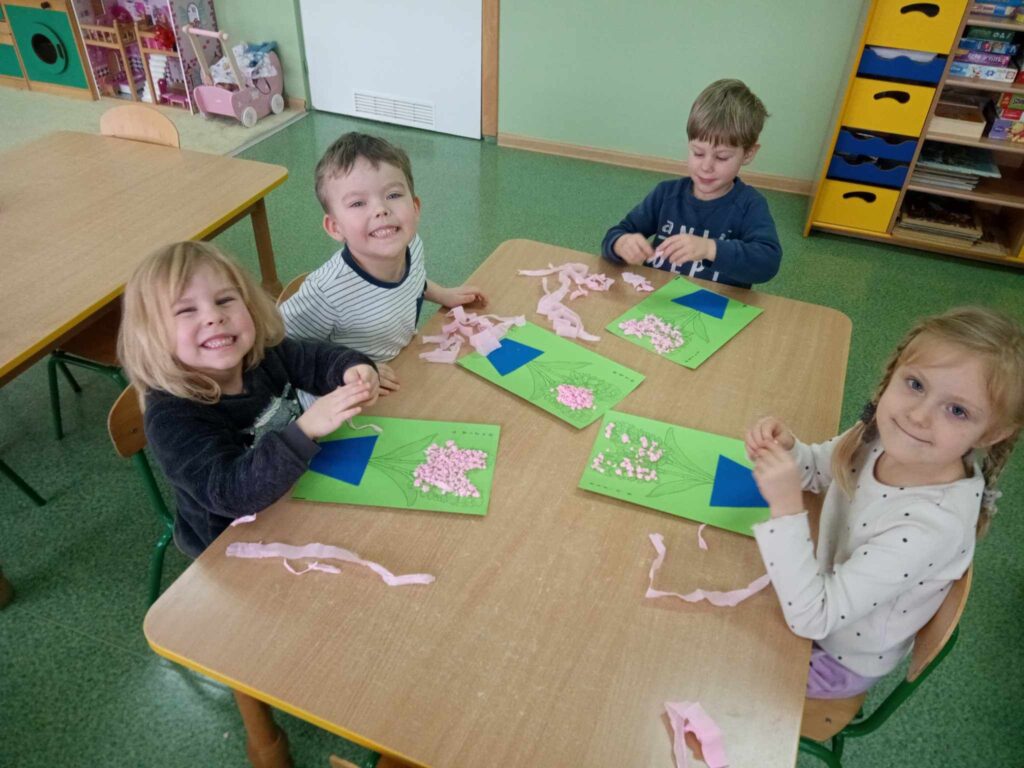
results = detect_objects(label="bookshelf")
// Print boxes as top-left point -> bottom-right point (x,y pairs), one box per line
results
805,0 -> 1024,268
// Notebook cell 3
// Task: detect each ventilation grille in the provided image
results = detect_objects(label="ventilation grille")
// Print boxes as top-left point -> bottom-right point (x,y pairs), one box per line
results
353,91 -> 435,128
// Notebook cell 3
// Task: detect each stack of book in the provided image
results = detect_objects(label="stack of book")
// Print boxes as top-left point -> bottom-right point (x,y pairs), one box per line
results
985,92 -> 1024,143
897,192 -> 984,243
930,89 -> 990,139
970,2 -> 1023,20
912,142 -> 1001,191
954,25 -> 1023,82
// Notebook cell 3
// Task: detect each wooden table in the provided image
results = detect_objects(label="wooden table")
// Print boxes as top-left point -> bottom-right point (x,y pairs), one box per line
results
0,131 -> 287,386
145,240 -> 851,768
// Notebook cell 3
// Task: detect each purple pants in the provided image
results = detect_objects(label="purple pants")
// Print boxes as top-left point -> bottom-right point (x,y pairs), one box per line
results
806,644 -> 882,699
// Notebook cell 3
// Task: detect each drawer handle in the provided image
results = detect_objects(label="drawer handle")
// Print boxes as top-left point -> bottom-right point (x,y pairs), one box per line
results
842,191 -> 877,203
873,90 -> 911,104
899,3 -> 940,17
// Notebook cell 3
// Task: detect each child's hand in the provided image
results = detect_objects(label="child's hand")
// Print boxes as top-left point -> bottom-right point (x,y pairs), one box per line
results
655,233 -> 716,266
377,362 -> 400,395
613,233 -> 654,265
296,382 -> 373,439
435,285 -> 487,309
342,364 -> 380,405
753,443 -> 805,518
745,416 -> 795,460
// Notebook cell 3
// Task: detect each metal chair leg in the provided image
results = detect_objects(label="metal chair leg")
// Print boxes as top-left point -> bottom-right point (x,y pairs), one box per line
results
799,737 -> 843,768
0,458 -> 45,506
47,356 -> 65,440
148,528 -> 173,606
57,359 -> 82,392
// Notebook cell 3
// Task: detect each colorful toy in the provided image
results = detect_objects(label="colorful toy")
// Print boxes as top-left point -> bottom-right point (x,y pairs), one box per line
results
182,26 -> 284,128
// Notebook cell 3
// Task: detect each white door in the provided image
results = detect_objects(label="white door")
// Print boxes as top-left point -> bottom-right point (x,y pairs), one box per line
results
299,0 -> 482,139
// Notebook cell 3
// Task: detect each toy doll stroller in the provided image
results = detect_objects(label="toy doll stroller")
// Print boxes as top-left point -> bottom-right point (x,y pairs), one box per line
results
182,26 -> 284,128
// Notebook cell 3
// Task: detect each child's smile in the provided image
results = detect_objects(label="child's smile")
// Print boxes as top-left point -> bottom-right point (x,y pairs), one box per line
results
321,157 -> 421,282
874,341 -> 1005,486
170,264 -> 255,394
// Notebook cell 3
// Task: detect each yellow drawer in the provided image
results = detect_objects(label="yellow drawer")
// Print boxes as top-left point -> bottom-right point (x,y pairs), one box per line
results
815,180 -> 899,233
843,77 -> 935,136
865,0 -> 968,53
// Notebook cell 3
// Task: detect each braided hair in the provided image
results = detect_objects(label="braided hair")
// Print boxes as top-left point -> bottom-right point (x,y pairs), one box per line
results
830,307 -> 1024,537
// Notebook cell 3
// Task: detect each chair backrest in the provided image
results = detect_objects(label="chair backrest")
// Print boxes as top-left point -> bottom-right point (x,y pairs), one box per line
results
277,272 -> 309,306
100,104 -> 180,148
108,386 -> 147,459
908,565 -> 972,681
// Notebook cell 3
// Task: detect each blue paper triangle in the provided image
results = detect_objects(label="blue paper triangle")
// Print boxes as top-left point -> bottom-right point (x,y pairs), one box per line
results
309,435 -> 378,486
672,289 -> 728,319
709,455 -> 768,508
486,338 -> 544,376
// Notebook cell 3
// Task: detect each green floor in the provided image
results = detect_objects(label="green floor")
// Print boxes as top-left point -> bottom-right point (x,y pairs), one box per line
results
2,111 -> 1022,767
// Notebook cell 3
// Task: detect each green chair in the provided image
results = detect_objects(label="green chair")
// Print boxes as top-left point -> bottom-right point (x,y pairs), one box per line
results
107,385 -> 174,605
49,303 -> 127,440
799,567 -> 973,768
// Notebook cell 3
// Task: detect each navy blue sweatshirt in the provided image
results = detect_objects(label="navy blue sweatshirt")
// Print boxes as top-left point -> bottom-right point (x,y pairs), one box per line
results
601,177 -> 782,288
144,337 -> 374,558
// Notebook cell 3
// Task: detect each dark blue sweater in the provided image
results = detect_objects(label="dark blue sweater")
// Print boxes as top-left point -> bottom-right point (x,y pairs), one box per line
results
144,337 -> 374,558
601,177 -> 782,288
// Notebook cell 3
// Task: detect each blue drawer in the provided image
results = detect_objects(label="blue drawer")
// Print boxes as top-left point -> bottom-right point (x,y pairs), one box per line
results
857,46 -> 946,84
834,128 -> 917,162
827,152 -> 909,189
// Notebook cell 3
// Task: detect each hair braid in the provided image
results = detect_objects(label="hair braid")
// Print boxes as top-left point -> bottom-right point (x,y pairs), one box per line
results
977,433 -> 1019,537
832,330 -> 920,495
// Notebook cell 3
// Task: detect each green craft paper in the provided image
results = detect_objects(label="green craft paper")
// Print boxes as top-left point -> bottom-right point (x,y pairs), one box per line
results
607,278 -> 762,369
578,411 -> 770,536
457,322 -> 645,429
293,416 -> 500,515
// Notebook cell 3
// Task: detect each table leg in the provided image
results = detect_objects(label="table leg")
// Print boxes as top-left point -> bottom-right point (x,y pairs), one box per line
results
232,690 -> 292,768
250,199 -> 283,297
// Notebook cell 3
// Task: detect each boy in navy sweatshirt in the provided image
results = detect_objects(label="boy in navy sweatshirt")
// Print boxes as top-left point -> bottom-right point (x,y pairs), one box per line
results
601,79 -> 781,289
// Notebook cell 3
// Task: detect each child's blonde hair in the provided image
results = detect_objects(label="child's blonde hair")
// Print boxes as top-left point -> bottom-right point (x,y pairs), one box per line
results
118,241 -> 284,403
687,79 -> 768,150
832,306 -> 1024,536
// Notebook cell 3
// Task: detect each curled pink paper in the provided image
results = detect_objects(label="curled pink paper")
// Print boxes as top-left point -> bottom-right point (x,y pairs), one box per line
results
229,514 -> 258,527
646,533 -> 769,607
422,309 -> 523,363
622,271 -> 655,292
697,524 -> 709,551
283,560 -> 342,575
226,541 -> 436,586
665,700 -> 729,768
519,262 -> 613,341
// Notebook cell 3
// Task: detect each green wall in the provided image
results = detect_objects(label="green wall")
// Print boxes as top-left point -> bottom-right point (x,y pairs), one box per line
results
214,0 -> 307,103
498,0 -> 866,181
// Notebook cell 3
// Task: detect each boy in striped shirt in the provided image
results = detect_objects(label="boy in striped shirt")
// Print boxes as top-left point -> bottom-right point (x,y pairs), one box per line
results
282,132 -> 486,400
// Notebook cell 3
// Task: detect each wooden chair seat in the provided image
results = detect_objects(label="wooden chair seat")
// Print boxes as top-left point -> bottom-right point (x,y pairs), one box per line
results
801,692 -> 867,741
799,567 -> 972,766
276,272 -> 308,306
100,103 -> 180,148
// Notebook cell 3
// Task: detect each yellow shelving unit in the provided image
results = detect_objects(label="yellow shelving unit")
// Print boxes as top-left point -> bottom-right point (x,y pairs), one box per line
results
806,0 -> 1024,267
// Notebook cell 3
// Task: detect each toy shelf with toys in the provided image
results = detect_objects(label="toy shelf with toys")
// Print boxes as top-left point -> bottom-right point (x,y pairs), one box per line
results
69,0 -> 220,112
806,0 -> 1024,269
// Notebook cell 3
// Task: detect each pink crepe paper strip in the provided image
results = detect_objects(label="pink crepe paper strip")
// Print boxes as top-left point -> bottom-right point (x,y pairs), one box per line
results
226,542 -> 435,586
229,514 -> 258,527
645,533 -> 770,607
420,307 -> 525,363
622,271 -> 655,292
697,524 -> 709,551
665,701 -> 729,768
517,262 -> 614,342
346,419 -> 383,434
283,560 -> 342,575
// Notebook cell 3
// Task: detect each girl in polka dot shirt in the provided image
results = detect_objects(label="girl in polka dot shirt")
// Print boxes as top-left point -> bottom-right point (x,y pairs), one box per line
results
745,307 -> 1024,698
